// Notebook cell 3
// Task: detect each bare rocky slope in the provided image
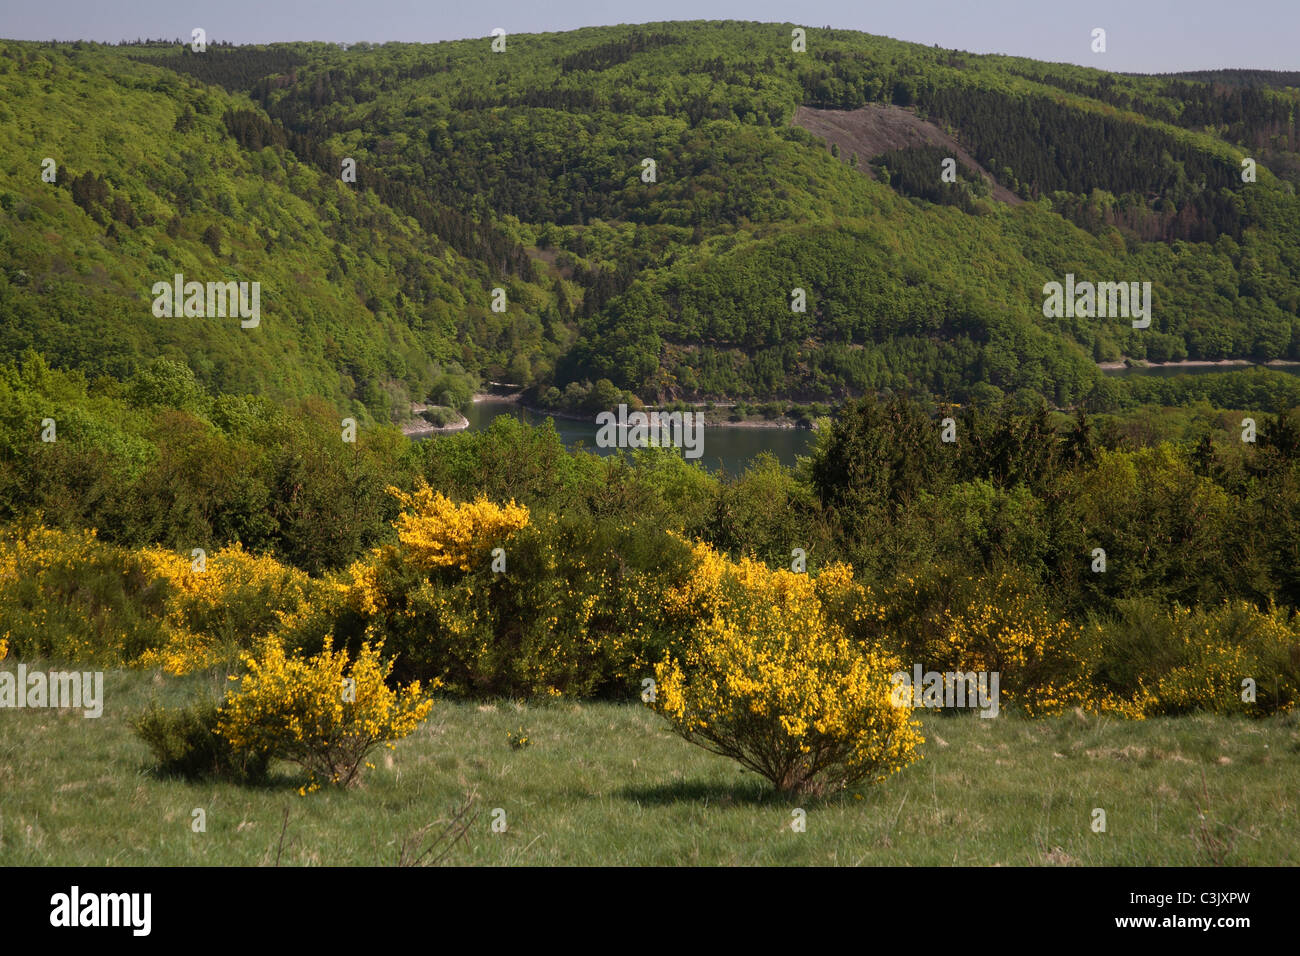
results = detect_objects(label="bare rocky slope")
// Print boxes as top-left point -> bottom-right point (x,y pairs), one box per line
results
793,104 -> 1024,205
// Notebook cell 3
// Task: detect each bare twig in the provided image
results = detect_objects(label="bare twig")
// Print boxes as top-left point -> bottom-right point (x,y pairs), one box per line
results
274,806 -> 290,867
396,790 -> 480,867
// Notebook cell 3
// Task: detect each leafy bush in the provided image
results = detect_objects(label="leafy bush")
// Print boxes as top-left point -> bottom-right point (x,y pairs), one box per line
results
923,571 -> 1140,717
218,639 -> 433,791
1088,598 -> 1300,716
651,542 -> 921,796
318,506 -> 692,697
132,542 -> 317,674
711,452 -> 829,568
0,525 -> 170,664
0,525 -> 317,673
131,700 -> 270,782
421,406 -> 460,428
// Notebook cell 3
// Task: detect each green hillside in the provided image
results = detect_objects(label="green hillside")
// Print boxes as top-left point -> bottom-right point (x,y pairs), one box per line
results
3,23 -> 1300,411
0,40 -> 557,422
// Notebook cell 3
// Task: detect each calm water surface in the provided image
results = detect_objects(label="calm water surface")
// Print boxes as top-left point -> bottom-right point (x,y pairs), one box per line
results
440,402 -> 817,474
434,364 -> 1299,471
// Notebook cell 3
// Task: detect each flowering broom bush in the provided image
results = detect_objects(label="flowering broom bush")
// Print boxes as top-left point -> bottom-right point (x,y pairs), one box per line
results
133,541 -> 316,674
0,524 -> 169,663
298,487 -> 690,698
651,542 -> 922,796
218,637 -> 434,791
388,482 -> 529,572
0,524 -> 316,671
935,572 -> 1143,717
1092,598 -> 1300,716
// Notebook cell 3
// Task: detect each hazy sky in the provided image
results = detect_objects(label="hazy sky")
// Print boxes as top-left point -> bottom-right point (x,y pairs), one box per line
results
2,0 -> 1296,74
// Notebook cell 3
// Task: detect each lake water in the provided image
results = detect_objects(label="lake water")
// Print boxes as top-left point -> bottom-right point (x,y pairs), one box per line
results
447,402 -> 818,474
435,363 -> 1299,472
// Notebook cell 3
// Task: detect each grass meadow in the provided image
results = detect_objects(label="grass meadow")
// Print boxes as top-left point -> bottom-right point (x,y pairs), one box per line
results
1,663 -> 1297,866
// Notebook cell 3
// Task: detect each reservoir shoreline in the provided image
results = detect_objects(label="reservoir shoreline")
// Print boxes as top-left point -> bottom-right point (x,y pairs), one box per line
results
466,393 -> 818,430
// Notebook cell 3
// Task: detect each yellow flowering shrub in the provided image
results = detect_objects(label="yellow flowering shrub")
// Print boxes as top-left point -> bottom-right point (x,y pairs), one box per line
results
217,636 -> 435,789
134,542 -> 316,674
652,542 -> 922,796
342,554 -> 387,617
0,525 -> 168,663
1150,641 -> 1257,715
929,572 -> 1141,717
318,502 -> 689,698
388,482 -> 529,572
1119,601 -> 1300,716
0,524 -> 316,671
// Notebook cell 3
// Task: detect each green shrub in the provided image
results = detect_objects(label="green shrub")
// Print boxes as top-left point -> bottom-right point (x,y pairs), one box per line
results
131,701 -> 271,782
301,499 -> 695,698
1086,598 -> 1300,716
422,405 -> 460,428
0,525 -> 171,664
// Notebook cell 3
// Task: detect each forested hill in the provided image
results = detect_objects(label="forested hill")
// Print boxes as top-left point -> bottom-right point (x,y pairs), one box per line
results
3,22 -> 1299,416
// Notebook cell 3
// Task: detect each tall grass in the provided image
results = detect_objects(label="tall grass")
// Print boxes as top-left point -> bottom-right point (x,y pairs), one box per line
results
0,664 -> 1296,865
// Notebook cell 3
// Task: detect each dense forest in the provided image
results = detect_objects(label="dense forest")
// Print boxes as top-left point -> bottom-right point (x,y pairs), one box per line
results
2,22 -> 1299,415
